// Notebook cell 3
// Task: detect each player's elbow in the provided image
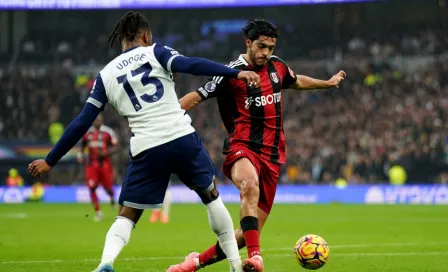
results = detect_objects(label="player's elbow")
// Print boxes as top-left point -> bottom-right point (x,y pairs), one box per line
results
77,103 -> 101,128
290,78 -> 302,90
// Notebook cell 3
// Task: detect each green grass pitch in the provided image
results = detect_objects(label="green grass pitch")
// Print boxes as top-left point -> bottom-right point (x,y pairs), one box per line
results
0,203 -> 447,271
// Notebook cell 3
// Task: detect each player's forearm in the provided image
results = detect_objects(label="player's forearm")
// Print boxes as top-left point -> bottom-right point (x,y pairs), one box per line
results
179,92 -> 204,111
170,56 -> 240,78
292,75 -> 331,90
45,104 -> 100,167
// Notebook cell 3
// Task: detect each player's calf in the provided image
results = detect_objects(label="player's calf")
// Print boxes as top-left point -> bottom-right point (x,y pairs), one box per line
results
95,206 -> 143,270
231,158 -> 262,259
194,185 -> 242,272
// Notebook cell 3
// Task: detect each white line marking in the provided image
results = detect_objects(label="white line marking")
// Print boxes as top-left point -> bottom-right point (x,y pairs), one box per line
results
1,242 -> 447,265
2,251 -> 448,265
0,257 -> 181,265
0,213 -> 28,219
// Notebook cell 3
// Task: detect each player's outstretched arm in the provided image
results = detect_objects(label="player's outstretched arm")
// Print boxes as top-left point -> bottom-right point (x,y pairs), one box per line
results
170,57 -> 259,87
179,92 -> 204,111
154,44 -> 259,86
28,103 -> 101,177
290,70 -> 346,90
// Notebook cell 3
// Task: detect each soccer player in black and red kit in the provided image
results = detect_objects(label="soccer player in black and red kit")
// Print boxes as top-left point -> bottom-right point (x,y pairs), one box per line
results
168,19 -> 346,272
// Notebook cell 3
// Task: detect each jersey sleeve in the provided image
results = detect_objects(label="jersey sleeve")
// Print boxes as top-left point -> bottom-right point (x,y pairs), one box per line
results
282,65 -> 298,89
196,76 -> 231,100
154,44 -> 240,78
272,56 -> 298,89
153,43 -> 182,72
87,73 -> 108,111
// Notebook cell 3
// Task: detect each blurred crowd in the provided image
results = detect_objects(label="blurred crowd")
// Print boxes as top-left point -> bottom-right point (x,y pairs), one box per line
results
1,13 -> 448,185
16,24 -> 448,64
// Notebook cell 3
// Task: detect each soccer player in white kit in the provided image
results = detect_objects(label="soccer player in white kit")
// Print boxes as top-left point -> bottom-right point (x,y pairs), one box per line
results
28,11 -> 260,272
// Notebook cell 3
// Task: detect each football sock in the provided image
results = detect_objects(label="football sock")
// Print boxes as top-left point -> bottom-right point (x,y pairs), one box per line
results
99,216 -> 134,266
198,242 -> 222,267
241,216 -> 261,258
198,240 -> 246,268
90,188 -> 100,212
204,197 -> 242,271
162,190 -> 172,217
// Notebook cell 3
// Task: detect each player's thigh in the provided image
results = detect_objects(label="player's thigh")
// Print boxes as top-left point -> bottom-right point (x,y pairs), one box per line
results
257,162 -> 281,215
222,146 -> 261,190
85,166 -> 100,189
118,147 -> 171,209
172,132 -> 215,192
99,163 -> 114,189
230,158 -> 260,190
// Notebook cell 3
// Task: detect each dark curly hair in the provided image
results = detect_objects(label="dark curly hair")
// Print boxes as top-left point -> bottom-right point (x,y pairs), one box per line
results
108,11 -> 150,47
241,19 -> 279,41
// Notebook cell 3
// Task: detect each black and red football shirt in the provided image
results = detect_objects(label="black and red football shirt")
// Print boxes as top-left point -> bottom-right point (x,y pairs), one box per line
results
196,54 -> 297,164
82,125 -> 118,166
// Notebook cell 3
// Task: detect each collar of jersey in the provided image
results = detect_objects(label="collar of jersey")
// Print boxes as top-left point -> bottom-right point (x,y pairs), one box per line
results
238,54 -> 268,71
122,46 -> 140,54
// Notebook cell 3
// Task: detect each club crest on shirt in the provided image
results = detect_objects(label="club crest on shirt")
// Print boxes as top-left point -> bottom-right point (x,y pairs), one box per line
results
270,72 -> 279,84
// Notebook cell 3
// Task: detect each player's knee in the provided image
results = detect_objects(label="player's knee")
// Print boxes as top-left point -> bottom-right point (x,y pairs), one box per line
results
195,187 -> 219,205
240,176 -> 259,198
118,206 -> 144,224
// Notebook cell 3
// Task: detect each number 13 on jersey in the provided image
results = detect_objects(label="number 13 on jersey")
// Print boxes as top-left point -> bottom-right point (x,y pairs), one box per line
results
116,62 -> 165,111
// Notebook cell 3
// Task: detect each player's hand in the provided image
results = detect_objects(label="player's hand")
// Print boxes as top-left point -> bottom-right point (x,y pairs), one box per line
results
237,71 -> 260,88
327,70 -> 346,88
28,159 -> 52,178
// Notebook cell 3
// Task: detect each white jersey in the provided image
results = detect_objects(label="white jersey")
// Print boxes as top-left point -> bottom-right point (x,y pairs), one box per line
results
87,44 -> 194,156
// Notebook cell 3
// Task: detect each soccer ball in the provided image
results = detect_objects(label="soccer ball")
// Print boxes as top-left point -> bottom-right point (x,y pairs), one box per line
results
293,234 -> 329,270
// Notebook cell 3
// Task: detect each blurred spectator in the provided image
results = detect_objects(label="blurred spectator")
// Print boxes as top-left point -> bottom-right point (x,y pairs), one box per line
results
6,168 -> 24,187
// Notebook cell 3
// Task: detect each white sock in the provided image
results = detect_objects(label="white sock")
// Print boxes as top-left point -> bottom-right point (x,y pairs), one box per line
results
99,216 -> 134,266
162,190 -> 172,217
206,197 -> 242,272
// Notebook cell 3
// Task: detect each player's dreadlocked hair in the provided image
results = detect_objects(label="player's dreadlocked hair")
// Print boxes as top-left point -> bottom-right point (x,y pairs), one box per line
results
242,19 -> 279,41
108,11 -> 150,47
